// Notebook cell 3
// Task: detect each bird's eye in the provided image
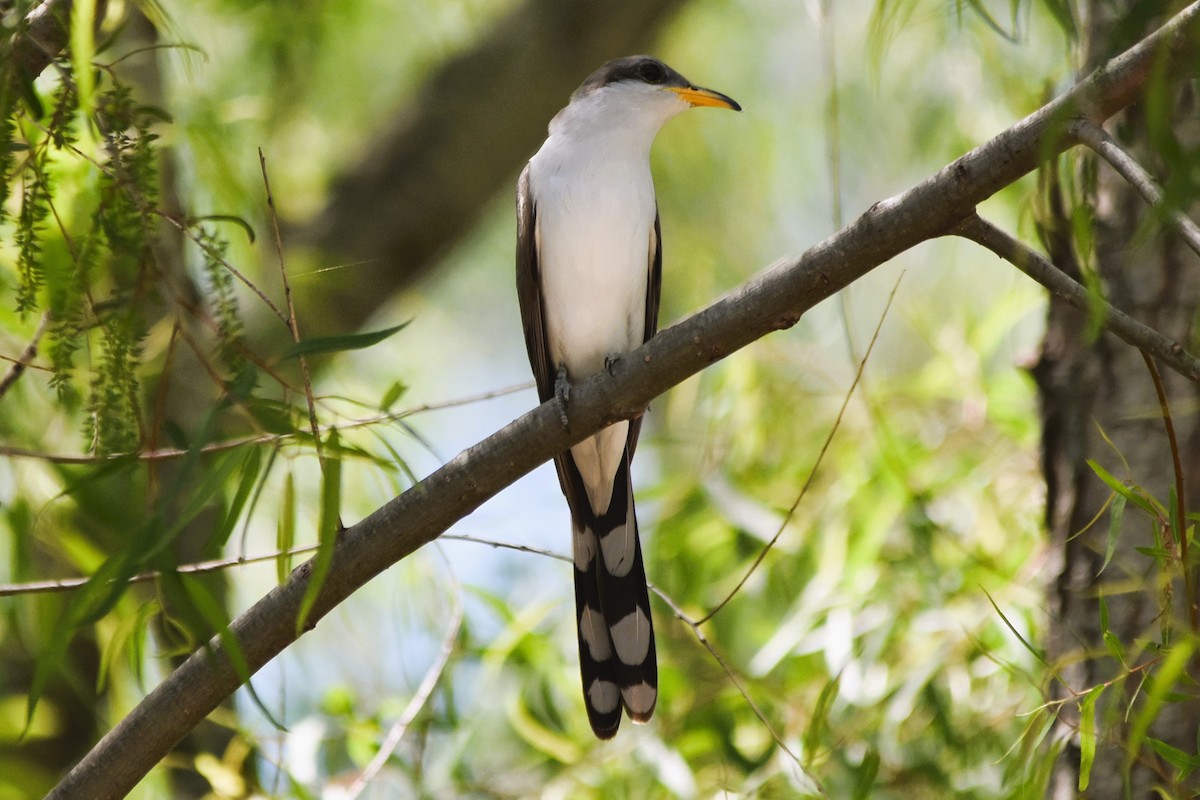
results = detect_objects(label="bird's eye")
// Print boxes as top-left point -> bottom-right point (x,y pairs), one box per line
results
639,61 -> 666,84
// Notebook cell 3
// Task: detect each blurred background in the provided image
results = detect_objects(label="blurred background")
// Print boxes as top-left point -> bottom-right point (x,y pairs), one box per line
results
1,0 -> 1084,797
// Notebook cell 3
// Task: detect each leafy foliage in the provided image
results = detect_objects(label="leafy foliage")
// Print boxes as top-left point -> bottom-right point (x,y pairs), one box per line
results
2,0 -> 1198,799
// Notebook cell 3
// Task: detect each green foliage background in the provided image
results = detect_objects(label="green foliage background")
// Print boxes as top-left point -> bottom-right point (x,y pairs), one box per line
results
3,0 -> 1178,798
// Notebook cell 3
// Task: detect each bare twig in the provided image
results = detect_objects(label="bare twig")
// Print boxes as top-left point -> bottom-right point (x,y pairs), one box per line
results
0,530 -> 550,598
157,212 -> 288,325
0,382 -> 529,464
1070,118 -> 1200,259
1137,351 -> 1196,633
344,551 -> 463,799
653,584 -> 818,790
0,311 -> 51,400
0,545 -> 321,598
951,214 -> 1200,381
260,149 -> 327,483
696,275 -> 899,626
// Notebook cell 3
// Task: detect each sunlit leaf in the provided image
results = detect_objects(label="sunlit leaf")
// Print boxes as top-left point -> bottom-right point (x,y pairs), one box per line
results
1078,685 -> 1102,791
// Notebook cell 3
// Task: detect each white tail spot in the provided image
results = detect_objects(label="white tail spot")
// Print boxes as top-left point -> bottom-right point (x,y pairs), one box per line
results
610,607 -> 651,665
622,681 -> 657,721
579,605 -> 613,661
588,679 -> 621,714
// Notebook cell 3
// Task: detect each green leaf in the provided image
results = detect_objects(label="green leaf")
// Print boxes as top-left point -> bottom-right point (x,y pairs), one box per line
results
852,749 -> 881,799
29,554 -> 133,725
277,471 -> 296,584
982,586 -> 1048,667
1127,640 -> 1196,767
1086,459 -> 1160,517
1078,685 -> 1102,791
380,380 -> 407,411
804,676 -> 839,760
961,0 -> 1018,42
1099,493 -> 1125,575
297,429 -> 342,634
152,449 -> 246,562
1144,737 -> 1200,775
191,213 -> 256,243
178,574 -> 286,730
211,446 -> 264,550
282,322 -> 409,360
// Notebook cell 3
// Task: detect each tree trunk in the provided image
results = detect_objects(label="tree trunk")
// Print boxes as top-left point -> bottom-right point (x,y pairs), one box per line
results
1037,4 -> 1200,798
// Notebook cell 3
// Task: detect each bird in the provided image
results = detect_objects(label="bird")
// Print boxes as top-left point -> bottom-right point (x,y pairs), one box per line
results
515,55 -> 740,738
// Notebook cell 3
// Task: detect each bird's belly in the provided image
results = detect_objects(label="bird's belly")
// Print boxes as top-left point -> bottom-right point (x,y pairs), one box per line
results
538,205 -> 652,378
534,174 -> 655,513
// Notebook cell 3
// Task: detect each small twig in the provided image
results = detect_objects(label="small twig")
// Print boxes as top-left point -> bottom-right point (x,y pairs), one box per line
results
344,550 -> 463,799
0,544 -> 322,598
0,311 -> 51,400
695,275 -> 900,626
0,381 -> 530,464
157,212 -> 289,325
1138,350 -> 1197,633
951,214 -> 1200,382
260,149 -> 325,475
1070,118 -> 1200,259
441,533 -> 571,564
0,533 -> 557,599
653,583 -> 818,790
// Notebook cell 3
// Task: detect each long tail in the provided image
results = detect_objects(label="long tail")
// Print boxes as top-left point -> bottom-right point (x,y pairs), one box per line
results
560,450 -> 657,738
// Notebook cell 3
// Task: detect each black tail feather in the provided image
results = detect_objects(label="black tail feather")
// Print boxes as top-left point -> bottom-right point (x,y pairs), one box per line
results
560,449 -> 657,737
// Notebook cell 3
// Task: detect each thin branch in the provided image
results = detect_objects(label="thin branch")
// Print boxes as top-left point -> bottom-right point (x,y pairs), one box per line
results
1137,350 -> 1197,634
950,214 -> 1200,381
0,382 -> 529,464
344,550 -> 463,799
0,545 -> 321,598
653,584 -> 818,790
696,275 -> 899,626
47,7 -> 1200,797
157,212 -> 289,325
1070,118 -> 1200,259
0,311 -> 51,400
0,530 -> 551,598
259,149 -> 326,481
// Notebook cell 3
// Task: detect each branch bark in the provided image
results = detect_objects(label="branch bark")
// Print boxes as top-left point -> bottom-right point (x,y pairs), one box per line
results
4,0 -> 74,91
49,3 -> 1200,797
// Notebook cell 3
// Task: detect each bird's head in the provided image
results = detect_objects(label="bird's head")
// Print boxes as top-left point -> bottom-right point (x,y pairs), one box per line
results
556,56 -> 740,139
574,56 -> 740,111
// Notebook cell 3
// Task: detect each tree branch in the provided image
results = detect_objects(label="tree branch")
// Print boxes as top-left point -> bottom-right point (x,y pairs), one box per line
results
951,214 -> 1200,381
1069,117 -> 1200,258
48,3 -> 1200,798
4,0 -> 74,91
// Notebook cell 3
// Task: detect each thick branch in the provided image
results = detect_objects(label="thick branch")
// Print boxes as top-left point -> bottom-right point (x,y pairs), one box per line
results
49,3 -> 1200,798
952,214 -> 1200,380
4,0 -> 73,91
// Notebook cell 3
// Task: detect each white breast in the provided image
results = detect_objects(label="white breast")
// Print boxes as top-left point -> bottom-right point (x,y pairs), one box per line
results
528,129 -> 657,513
531,146 -> 654,378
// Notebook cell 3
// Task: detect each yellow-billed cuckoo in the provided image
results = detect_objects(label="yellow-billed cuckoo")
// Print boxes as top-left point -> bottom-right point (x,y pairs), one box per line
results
516,55 -> 740,738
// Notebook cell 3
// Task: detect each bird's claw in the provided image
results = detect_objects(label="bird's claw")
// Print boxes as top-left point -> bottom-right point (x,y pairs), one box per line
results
604,353 -> 621,375
554,366 -> 570,427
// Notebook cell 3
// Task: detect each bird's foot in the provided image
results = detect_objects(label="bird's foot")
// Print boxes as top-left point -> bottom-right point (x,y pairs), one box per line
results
554,366 -> 570,427
604,353 -> 621,375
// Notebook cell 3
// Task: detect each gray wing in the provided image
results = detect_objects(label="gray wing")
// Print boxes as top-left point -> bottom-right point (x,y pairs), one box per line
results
515,162 -> 556,404
626,211 -> 662,458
